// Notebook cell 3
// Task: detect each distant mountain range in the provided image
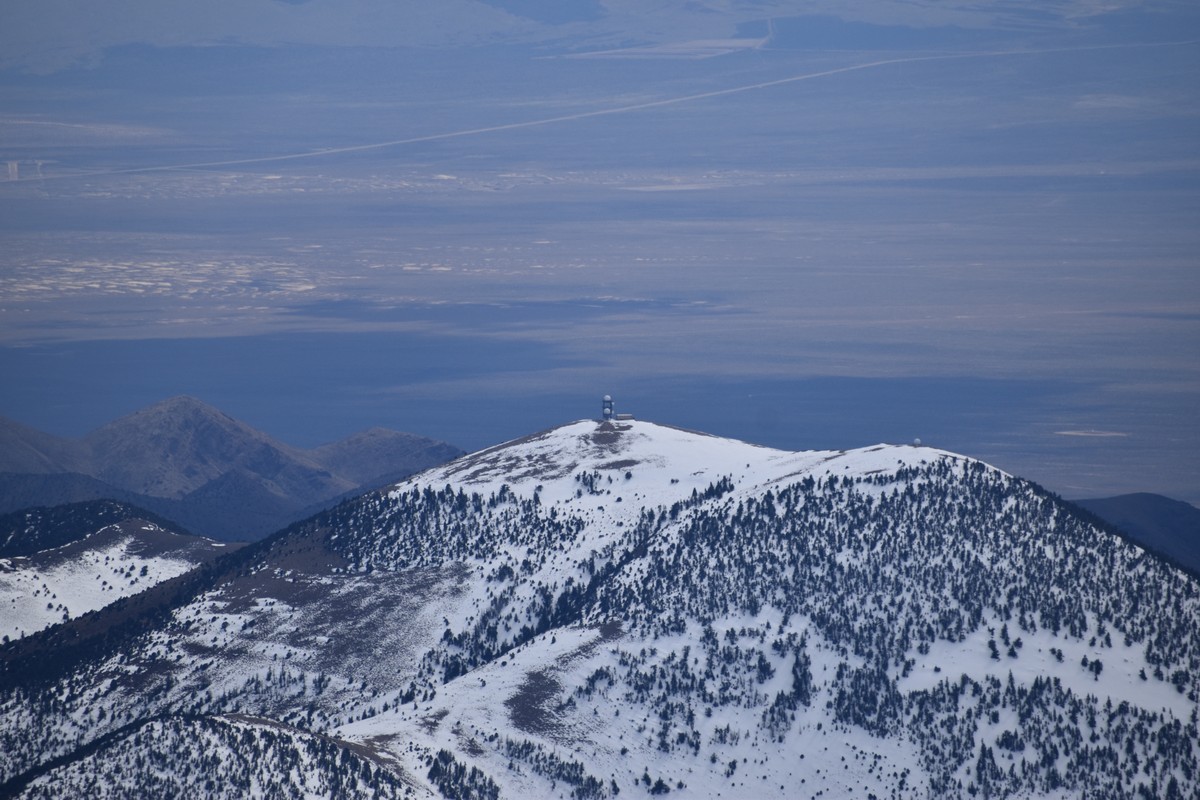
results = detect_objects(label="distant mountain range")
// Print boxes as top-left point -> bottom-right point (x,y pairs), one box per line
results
2,419 -> 1196,798
0,397 -> 464,541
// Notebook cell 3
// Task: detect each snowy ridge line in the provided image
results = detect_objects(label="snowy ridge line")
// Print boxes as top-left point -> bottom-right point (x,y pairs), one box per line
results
16,520 -> 223,558
0,499 -> 200,559
402,418 -> 970,498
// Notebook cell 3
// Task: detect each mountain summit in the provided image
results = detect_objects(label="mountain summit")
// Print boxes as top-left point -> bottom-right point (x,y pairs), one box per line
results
83,395 -> 345,500
1,418 -> 1197,798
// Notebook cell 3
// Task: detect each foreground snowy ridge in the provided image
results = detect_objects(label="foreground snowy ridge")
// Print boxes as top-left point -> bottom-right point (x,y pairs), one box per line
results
1,419 -> 1197,799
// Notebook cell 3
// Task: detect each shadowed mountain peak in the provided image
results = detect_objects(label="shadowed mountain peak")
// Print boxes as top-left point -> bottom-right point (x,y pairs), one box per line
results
82,395 -> 343,500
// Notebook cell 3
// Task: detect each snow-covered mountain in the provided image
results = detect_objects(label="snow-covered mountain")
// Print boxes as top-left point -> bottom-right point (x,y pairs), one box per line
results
0,507 -> 237,643
1,418 -> 1197,798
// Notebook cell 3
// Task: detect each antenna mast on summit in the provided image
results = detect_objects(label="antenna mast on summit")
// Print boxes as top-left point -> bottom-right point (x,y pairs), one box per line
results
602,395 -> 614,421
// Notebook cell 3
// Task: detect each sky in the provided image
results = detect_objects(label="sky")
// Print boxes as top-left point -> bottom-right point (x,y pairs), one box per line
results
1,1 -> 1198,503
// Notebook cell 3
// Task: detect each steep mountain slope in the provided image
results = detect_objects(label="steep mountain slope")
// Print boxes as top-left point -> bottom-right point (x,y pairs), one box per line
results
1076,493 -> 1200,576
9,715 -> 413,800
0,398 -> 464,540
0,419 -> 1196,799
0,515 -> 238,642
